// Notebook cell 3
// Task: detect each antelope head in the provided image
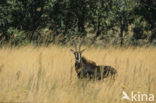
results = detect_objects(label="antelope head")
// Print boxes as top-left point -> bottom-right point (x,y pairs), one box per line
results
70,41 -> 85,63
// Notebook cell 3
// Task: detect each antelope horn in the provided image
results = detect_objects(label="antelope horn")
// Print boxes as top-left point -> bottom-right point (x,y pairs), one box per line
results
79,40 -> 82,51
74,40 -> 77,51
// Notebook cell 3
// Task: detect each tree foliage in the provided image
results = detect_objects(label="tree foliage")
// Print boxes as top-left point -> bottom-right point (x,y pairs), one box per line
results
0,0 -> 156,46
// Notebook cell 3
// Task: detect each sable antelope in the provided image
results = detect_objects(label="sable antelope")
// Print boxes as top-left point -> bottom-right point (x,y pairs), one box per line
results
70,41 -> 117,80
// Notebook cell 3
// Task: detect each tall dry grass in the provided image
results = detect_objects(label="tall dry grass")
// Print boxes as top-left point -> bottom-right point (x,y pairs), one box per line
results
0,45 -> 155,103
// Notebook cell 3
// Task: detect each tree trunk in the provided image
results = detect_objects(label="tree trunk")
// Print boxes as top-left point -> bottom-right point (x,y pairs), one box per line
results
120,24 -> 124,46
93,0 -> 103,44
119,13 -> 124,46
95,12 -> 101,39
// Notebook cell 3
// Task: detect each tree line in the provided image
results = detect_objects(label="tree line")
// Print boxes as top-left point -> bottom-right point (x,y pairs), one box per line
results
0,0 -> 156,46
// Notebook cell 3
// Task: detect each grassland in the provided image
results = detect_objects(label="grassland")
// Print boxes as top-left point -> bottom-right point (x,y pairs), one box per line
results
0,45 -> 155,103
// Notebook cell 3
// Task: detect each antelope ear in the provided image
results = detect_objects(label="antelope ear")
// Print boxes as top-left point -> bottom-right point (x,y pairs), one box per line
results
80,49 -> 86,53
70,49 -> 75,54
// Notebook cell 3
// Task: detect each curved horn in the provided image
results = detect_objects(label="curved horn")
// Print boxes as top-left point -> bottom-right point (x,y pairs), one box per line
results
74,40 -> 77,51
79,40 -> 82,51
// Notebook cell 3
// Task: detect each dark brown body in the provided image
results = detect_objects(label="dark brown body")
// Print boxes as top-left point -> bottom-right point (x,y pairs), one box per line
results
75,57 -> 117,80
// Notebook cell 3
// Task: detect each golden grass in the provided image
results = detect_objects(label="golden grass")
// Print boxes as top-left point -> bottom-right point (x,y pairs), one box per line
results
0,45 -> 156,103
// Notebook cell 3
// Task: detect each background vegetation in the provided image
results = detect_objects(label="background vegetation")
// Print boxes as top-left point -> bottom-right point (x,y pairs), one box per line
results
0,0 -> 156,47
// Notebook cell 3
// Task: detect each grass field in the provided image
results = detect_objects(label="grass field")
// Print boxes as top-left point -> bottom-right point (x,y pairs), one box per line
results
0,45 -> 155,103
